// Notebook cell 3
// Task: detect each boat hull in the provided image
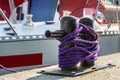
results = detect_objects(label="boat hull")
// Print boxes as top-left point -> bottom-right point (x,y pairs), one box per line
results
0,34 -> 120,75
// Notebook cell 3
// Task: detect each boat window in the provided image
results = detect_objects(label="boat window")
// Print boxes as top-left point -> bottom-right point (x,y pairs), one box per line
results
102,0 -> 120,6
102,10 -> 120,22
28,0 -> 58,22
114,0 -> 120,6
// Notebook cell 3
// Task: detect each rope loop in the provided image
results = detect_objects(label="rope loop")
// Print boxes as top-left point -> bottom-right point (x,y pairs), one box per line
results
57,23 -> 100,68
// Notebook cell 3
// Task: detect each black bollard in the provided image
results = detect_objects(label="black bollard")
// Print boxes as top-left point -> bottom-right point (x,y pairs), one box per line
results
79,17 -> 95,68
60,16 -> 76,34
45,16 -> 76,38
45,16 -> 95,70
60,16 -> 80,71
42,17 -> 114,77
45,16 -> 79,70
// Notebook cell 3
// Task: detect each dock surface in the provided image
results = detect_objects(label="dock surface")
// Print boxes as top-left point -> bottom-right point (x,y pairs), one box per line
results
0,53 -> 120,80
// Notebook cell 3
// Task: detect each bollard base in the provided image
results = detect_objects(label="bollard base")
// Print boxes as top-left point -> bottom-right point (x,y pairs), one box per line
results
40,63 -> 115,77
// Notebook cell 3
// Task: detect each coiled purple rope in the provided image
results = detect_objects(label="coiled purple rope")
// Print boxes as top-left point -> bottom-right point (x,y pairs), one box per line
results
57,23 -> 100,68
0,64 -> 17,73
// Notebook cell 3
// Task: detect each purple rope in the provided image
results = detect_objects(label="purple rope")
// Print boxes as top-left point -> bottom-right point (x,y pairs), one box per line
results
0,64 -> 17,73
57,23 -> 100,68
